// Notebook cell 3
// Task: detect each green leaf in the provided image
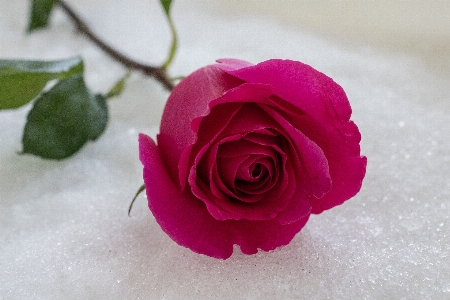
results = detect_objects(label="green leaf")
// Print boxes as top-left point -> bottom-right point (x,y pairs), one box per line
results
22,74 -> 108,160
106,71 -> 131,99
28,0 -> 57,32
0,57 -> 83,109
159,0 -> 173,16
87,93 -> 108,141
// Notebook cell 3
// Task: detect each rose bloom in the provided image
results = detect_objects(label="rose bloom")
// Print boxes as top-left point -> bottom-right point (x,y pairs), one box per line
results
139,59 -> 367,259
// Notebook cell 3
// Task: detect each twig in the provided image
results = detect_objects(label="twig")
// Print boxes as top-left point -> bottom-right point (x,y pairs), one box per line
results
56,0 -> 174,91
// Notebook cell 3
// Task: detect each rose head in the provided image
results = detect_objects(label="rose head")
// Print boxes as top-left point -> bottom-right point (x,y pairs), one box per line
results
139,59 -> 367,259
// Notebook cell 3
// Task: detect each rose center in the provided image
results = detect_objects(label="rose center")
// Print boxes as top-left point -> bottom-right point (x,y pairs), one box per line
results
251,163 -> 262,178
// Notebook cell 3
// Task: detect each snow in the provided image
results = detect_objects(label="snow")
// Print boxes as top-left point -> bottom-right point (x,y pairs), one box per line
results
1,0 -> 449,299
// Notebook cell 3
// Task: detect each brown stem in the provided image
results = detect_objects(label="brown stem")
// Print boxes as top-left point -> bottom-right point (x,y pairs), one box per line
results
56,0 -> 174,91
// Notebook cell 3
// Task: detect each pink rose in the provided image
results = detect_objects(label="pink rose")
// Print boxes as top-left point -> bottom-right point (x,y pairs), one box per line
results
139,59 -> 367,259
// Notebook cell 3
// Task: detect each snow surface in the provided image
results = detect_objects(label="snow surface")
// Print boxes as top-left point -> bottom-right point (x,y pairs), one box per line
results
1,0 -> 450,299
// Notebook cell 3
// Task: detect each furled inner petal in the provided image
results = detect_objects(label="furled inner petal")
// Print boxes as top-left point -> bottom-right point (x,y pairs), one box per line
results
197,134 -> 286,205
216,137 -> 280,193
187,97 -> 328,223
177,102 -> 243,190
234,156 -> 275,195
202,101 -> 321,225
261,104 -> 332,200
189,128 -> 294,221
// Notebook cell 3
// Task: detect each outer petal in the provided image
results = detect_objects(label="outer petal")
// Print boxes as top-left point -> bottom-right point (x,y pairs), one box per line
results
217,59 -> 352,126
265,96 -> 367,213
261,105 -> 332,200
139,133 -> 309,259
216,58 -> 254,72
158,64 -> 243,185
218,59 -> 367,213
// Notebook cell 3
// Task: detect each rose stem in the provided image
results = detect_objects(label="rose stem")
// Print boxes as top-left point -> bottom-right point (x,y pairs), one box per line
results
56,0 -> 175,91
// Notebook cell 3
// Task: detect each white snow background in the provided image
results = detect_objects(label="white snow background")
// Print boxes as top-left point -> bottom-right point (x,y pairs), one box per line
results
1,0 -> 449,299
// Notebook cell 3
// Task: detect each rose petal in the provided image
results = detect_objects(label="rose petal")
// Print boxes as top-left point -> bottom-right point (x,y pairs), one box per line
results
273,145 -> 312,224
264,96 -> 367,213
187,102 -> 306,221
177,83 -> 275,190
139,133 -> 309,259
218,59 -> 366,212
217,154 -> 271,199
158,64 -> 243,186
217,59 -> 351,127
215,58 -> 254,72
178,102 -> 243,190
189,136 -> 292,221
232,155 -> 274,198
262,105 -> 332,200
214,90 -> 332,223
217,138 -> 279,189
